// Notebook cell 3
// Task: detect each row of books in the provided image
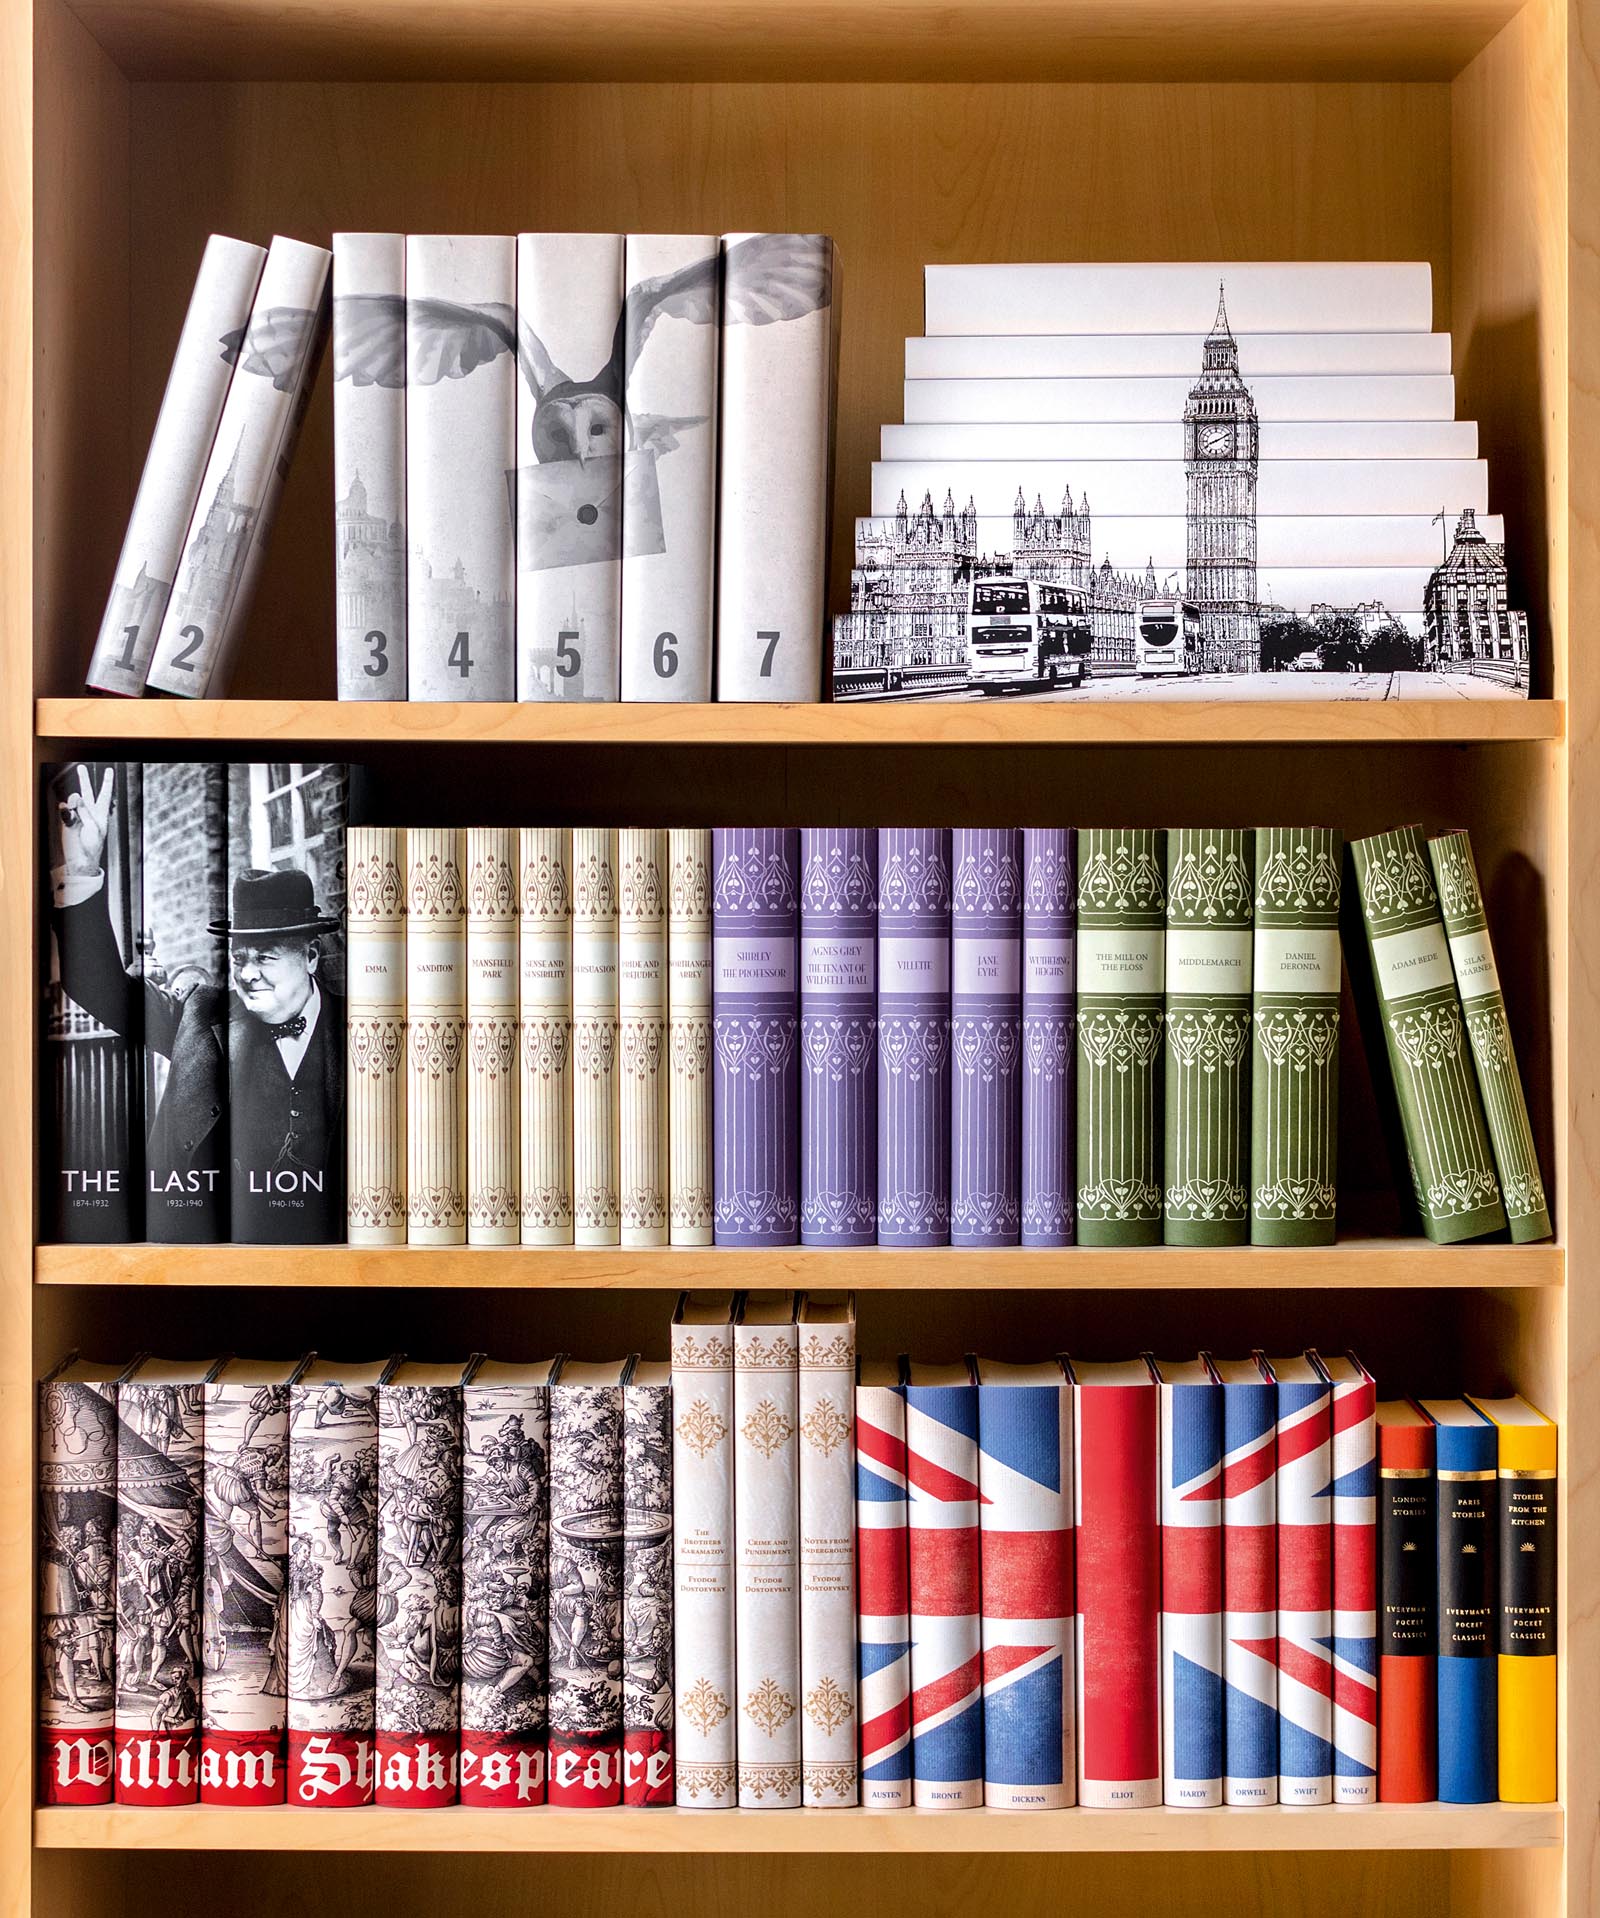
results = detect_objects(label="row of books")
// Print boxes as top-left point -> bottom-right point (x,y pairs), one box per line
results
346,822 -> 1548,1250
37,1296 -> 1558,1811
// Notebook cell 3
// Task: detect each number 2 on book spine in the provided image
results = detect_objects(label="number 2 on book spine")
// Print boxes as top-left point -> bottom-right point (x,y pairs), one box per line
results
171,624 -> 204,672
448,630 -> 473,679
758,629 -> 781,677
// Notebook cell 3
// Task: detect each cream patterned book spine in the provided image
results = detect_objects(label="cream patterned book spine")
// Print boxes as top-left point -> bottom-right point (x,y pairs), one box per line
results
668,828 -> 714,1245
672,1292 -> 737,1807
519,827 -> 573,1245
466,827 -> 519,1245
734,1293 -> 802,1808
798,1294 -> 859,1806
572,827 -> 620,1245
406,827 -> 467,1245
347,826 -> 407,1244
618,828 -> 669,1246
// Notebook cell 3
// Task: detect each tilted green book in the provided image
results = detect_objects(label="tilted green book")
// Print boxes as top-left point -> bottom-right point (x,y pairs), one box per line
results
1427,830 -> 1551,1243
1349,826 -> 1505,1244
1076,827 -> 1166,1246
1164,827 -> 1253,1246
1250,827 -> 1343,1246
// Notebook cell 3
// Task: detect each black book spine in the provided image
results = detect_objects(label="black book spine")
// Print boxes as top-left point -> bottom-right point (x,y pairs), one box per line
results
44,761 -> 144,1241
1438,1473 -> 1497,1660
1380,1467 -> 1436,1659
1500,1474 -> 1557,1660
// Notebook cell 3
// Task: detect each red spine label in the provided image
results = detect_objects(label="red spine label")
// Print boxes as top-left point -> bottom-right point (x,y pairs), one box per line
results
38,1730 -> 114,1806
114,1729 -> 199,1805
623,1728 -> 674,1806
199,1729 -> 286,1805
375,1730 -> 460,1807
458,1728 -> 547,1807
547,1731 -> 622,1808
286,1727 -> 376,1807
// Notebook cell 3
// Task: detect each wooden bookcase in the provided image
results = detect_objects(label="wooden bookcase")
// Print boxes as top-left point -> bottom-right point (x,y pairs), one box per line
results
6,0 -> 1595,1912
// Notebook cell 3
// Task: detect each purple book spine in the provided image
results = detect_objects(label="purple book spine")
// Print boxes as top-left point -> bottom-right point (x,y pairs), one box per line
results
712,827 -> 800,1244
800,828 -> 878,1246
1022,828 -> 1076,1247
951,828 -> 1022,1247
876,827 -> 951,1247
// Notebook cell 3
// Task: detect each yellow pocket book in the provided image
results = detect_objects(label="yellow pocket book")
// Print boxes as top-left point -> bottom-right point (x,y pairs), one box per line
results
1466,1392 -> 1557,1802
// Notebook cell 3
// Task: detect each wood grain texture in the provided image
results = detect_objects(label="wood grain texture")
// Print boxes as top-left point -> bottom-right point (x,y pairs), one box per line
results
65,0 -> 1524,84
34,696 -> 1568,745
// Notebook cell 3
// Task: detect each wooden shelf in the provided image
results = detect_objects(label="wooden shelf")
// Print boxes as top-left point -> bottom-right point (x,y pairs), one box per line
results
33,1238 -> 1564,1291
31,1800 -> 1565,1854
34,697 -> 1567,749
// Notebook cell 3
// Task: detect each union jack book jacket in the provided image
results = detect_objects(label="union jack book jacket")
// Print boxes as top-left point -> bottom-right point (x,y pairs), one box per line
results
1269,1353 -> 1334,1804
856,1359 -> 912,1808
1154,1356 -> 1223,1806
1317,1350 -> 1377,1803
1212,1354 -> 1278,1804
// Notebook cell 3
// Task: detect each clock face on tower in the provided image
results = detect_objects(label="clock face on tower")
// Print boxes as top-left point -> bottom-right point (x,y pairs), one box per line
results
1198,423 -> 1235,458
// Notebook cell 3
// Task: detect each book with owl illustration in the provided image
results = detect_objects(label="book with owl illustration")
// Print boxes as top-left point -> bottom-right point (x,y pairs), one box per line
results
1163,828 -> 1253,1246
86,236 -> 267,695
1076,828 -> 1166,1247
799,828 -> 878,1247
668,829 -> 714,1246
622,1360 -> 675,1805
460,1361 -> 554,1807
621,233 -> 720,702
1348,827 -> 1505,1243
950,827 -> 1022,1247
146,236 -> 331,699
618,828 -> 669,1247
405,826 -> 466,1246
717,233 -> 840,703
1021,829 -> 1076,1246
347,826 -> 408,1245
876,827 -> 951,1248
516,233 -> 626,703
571,828 -> 621,1246
465,828 -> 519,1245
333,233 -> 407,700
797,1294 -> 858,1807
201,1358 -> 301,1804
1250,828 -> 1342,1247
519,827 -> 574,1246
733,1294 -> 801,1808
400,236 -> 516,701
37,1359 -> 122,1805
671,1292 -> 738,1808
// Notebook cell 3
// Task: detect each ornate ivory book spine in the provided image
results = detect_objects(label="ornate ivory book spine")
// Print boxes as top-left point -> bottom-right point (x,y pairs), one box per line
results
466,828 -> 519,1244
332,231 -> 407,699
799,827 -> 878,1247
1271,1355 -> 1333,1805
347,826 -> 408,1245
114,1366 -> 207,1805
1318,1352 -> 1377,1804
45,760 -> 145,1244
621,232 -> 719,703
140,760 -> 228,1244
798,1296 -> 859,1807
519,827 -> 573,1245
671,1294 -> 737,1808
406,828 -> 466,1246
36,1363 -> 119,1805
571,828 -> 621,1246
1215,1356 -> 1278,1806
951,827 -> 1022,1246
856,1364 -> 912,1808
86,235 -> 267,695
287,1362 -> 385,1808
1163,828 -> 1252,1245
404,234 -> 517,701
1021,827 -> 1076,1247
460,1369 -> 551,1807
1250,828 -> 1342,1246
618,828 -> 669,1247
1156,1361 -> 1223,1808
1428,830 -> 1551,1242
1075,828 -> 1167,1247
375,1373 -> 464,1807
668,828 -> 714,1246
547,1361 -> 627,1807
201,1366 -> 295,1804
622,1363 -> 675,1805
1349,827 -> 1505,1243
716,234 -> 839,702
734,1297 -> 802,1808
712,828 -> 801,1245
146,236 -> 332,697
515,232 -> 625,701
876,826 -> 952,1247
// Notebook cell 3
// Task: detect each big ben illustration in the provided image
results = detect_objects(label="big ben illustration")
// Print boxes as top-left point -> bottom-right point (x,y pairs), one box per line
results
1184,285 -> 1261,672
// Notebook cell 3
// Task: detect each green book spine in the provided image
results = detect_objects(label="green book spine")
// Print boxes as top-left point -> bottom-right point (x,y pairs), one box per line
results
1349,825 -> 1505,1244
1250,827 -> 1342,1246
1076,826 -> 1166,1246
1163,827 -> 1253,1246
1427,830 -> 1551,1243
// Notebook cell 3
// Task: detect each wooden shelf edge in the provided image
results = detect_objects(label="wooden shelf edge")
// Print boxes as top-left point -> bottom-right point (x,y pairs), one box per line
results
32,1800 -> 1564,1854
33,1240 -> 1564,1290
35,697 -> 1566,749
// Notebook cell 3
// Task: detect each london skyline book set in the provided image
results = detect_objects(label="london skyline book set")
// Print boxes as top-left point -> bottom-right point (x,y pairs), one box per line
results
36,1317 -> 1558,1813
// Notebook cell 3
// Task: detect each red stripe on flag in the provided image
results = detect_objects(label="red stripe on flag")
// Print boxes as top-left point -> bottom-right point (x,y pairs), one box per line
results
979,1529 -> 1072,1620
859,1526 -> 910,1615
1161,1523 -> 1222,1614
909,1524 -> 981,1615
1277,1523 -> 1331,1611
856,1417 -> 907,1478
912,1651 -> 984,1726
1275,1635 -> 1336,1701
